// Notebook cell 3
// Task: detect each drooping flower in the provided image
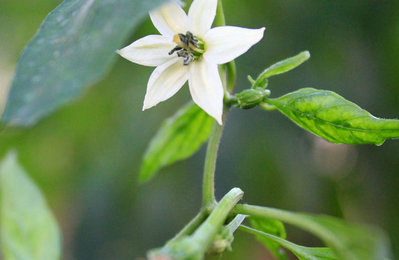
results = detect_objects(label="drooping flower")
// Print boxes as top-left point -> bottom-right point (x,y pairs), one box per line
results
117,0 -> 265,124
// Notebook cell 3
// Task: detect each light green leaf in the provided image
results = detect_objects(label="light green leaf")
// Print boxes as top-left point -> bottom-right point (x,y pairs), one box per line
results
253,51 -> 310,88
0,152 -> 61,260
267,88 -> 399,145
1,0 -> 167,126
250,217 -> 287,260
235,204 -> 392,260
241,225 -> 337,260
140,103 -> 213,182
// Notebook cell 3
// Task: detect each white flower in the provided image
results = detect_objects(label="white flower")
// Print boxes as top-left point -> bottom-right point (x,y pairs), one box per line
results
117,0 -> 265,124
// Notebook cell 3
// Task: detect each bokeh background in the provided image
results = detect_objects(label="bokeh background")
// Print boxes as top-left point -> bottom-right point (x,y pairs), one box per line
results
0,0 -> 398,259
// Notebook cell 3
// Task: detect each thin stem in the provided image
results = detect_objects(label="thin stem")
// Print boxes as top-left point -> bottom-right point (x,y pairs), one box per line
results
202,120 -> 224,209
215,0 -> 226,27
167,210 -> 208,244
233,204 -> 302,224
259,102 -> 277,111
233,203 -> 331,241
202,0 -> 231,209
227,61 -> 237,93
215,0 -> 237,94
202,0 -> 237,209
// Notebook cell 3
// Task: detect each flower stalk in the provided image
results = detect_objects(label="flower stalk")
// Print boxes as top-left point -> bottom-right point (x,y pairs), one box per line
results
202,120 -> 224,209
202,0 -> 238,209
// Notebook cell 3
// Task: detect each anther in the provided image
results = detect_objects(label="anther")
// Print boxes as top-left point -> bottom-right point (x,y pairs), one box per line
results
168,46 -> 182,55
169,31 -> 203,66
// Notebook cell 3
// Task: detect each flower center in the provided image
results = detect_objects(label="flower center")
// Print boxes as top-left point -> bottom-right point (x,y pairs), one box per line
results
168,31 -> 205,66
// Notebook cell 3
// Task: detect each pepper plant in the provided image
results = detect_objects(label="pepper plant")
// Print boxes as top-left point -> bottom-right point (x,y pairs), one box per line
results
0,0 -> 398,259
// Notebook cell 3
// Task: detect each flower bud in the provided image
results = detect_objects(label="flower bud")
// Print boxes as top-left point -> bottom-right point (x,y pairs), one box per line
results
235,89 -> 269,109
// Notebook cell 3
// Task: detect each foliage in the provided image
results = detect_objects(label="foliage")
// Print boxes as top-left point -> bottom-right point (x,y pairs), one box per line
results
241,225 -> 338,260
0,0 -> 398,259
140,103 -> 213,182
1,0 -> 167,126
250,217 -> 287,260
235,204 -> 392,260
0,152 -> 61,260
267,88 -> 399,145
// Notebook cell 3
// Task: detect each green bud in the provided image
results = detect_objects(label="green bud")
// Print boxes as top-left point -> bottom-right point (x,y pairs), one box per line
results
235,89 -> 270,109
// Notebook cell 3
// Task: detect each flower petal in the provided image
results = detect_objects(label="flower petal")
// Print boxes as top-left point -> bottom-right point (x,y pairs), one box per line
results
143,58 -> 189,110
189,60 -> 223,124
188,0 -> 217,36
204,26 -> 265,64
117,35 -> 176,67
150,1 -> 188,37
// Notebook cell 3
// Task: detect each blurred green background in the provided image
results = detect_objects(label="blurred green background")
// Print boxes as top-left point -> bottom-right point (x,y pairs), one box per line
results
0,0 -> 398,259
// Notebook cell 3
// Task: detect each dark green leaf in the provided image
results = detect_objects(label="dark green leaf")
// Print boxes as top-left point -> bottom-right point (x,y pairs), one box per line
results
268,88 -> 399,145
241,225 -> 337,260
253,51 -> 310,88
235,204 -> 392,260
250,217 -> 287,260
0,152 -> 61,259
140,103 -> 213,182
2,0 -> 167,126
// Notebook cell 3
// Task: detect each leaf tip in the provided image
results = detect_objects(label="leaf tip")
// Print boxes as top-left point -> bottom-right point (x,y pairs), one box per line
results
302,50 -> 311,59
138,167 -> 153,184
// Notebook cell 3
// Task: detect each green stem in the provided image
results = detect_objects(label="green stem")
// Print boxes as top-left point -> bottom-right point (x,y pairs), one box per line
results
259,102 -> 277,111
233,204 -> 303,225
202,0 -> 230,209
233,204 -> 335,242
215,0 -> 226,27
149,189 -> 244,260
202,120 -> 224,209
191,188 -> 244,253
202,0 -> 237,209
227,61 -> 237,93
167,210 -> 208,244
215,0 -> 237,94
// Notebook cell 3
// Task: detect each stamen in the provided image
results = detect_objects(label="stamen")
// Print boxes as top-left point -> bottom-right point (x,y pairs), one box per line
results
176,49 -> 188,57
169,31 -> 204,66
168,46 -> 182,55
183,55 -> 194,66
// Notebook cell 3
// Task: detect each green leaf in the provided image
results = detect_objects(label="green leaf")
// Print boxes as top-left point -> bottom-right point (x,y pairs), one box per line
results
0,152 -> 61,260
253,51 -> 310,88
267,88 -> 399,145
250,217 -> 287,260
241,225 -> 337,260
140,103 -> 213,182
235,204 -> 392,260
1,0 -> 167,126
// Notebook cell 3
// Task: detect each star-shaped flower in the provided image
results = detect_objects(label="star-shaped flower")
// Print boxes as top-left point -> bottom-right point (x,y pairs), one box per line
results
118,0 -> 265,124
